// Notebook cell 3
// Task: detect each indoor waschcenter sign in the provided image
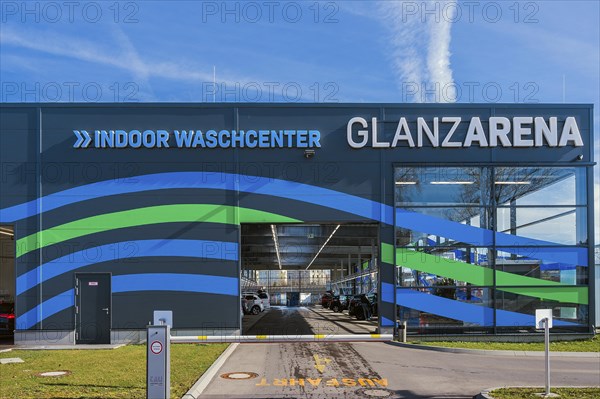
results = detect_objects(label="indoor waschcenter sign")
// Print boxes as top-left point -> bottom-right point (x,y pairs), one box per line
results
73,129 -> 322,149
72,115 -> 583,149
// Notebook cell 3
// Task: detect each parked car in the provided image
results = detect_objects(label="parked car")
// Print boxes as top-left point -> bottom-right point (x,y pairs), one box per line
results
320,293 -> 333,309
243,294 -> 264,315
0,302 -> 15,336
330,295 -> 349,312
257,290 -> 271,309
347,294 -> 363,316
241,296 -> 248,314
348,293 -> 378,320
243,290 -> 270,310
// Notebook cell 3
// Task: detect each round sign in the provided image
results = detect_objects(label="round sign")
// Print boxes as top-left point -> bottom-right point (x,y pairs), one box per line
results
150,341 -> 163,355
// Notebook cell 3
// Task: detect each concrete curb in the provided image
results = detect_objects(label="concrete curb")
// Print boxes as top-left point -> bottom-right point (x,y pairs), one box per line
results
182,342 -> 239,399
0,349 -> 12,353
387,341 -> 600,357
474,386 -> 600,399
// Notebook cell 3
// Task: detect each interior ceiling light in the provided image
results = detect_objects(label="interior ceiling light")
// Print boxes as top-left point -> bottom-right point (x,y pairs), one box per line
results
495,181 -> 531,185
270,224 -> 282,270
306,224 -> 341,270
395,181 -> 417,185
430,181 -> 474,185
0,230 -> 14,237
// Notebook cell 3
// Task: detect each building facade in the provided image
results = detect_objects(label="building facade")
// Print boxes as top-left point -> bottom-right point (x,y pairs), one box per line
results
0,103 -> 595,344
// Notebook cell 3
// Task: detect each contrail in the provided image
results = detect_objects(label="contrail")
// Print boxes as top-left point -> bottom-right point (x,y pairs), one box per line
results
426,0 -> 457,102
380,0 -> 457,103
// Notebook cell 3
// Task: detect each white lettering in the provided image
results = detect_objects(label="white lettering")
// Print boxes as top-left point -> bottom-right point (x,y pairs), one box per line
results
371,117 -> 389,148
534,116 -> 557,147
489,117 -> 511,147
464,117 -> 488,147
441,117 -> 461,147
512,116 -> 534,147
417,117 -> 439,147
558,117 -> 584,147
391,117 -> 415,147
347,117 -> 369,148
345,116 -> 585,149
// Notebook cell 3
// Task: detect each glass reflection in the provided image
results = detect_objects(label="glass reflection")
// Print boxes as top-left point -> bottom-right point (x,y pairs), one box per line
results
494,167 -> 586,206
497,207 -> 587,246
396,207 -> 492,247
395,167 -> 491,206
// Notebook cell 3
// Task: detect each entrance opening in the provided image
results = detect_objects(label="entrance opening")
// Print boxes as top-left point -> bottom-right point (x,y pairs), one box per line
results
0,225 -> 15,345
241,223 -> 379,337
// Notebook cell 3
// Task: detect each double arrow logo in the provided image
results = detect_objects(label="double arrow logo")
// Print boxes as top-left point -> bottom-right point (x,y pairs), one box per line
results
73,130 -> 92,148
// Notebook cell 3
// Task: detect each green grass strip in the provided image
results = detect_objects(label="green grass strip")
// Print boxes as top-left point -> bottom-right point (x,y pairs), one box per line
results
491,387 -> 600,399
0,344 -> 229,399
412,335 -> 599,352
17,204 -> 301,257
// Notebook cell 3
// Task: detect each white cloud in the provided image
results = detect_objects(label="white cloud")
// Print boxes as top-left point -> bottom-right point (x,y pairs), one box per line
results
0,27 -> 262,89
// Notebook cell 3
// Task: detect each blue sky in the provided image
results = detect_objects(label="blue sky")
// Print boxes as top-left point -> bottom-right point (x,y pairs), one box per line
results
1,0 -> 599,242
1,1 -> 597,105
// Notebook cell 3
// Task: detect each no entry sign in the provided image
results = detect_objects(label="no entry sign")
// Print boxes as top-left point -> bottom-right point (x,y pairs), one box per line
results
151,341 -> 163,355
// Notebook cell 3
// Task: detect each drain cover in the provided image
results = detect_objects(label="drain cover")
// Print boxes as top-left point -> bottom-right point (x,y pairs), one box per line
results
220,372 -> 258,380
37,371 -> 71,377
356,388 -> 394,398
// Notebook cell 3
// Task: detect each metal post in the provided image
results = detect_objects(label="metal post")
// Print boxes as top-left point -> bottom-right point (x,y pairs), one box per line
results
147,324 -> 170,399
402,321 -> 407,343
544,318 -> 550,396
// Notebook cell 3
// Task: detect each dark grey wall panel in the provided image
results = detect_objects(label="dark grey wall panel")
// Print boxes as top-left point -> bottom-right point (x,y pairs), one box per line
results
111,292 -> 239,329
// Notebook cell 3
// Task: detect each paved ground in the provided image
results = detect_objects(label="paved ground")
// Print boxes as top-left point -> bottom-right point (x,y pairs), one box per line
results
198,342 -> 600,399
242,306 -> 378,336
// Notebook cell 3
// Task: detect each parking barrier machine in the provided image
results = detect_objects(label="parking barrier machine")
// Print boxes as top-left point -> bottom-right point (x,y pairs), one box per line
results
147,324 -> 170,399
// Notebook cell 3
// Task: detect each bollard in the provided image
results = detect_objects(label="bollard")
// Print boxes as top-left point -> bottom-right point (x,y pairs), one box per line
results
535,309 -> 553,397
544,318 -> 550,396
396,320 -> 407,343
147,325 -> 170,399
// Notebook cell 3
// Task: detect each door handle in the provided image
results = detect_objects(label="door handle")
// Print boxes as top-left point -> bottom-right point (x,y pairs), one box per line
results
102,308 -> 109,314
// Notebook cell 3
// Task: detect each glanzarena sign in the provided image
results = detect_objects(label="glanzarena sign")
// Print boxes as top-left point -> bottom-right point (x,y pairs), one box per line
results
347,116 -> 584,148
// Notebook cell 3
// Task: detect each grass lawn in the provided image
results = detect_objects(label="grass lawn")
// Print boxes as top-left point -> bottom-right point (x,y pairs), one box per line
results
490,387 -> 600,398
410,335 -> 599,352
0,343 -> 228,399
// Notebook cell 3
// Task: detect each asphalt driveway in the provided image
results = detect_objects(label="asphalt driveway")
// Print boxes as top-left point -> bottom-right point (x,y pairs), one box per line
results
197,341 -> 600,399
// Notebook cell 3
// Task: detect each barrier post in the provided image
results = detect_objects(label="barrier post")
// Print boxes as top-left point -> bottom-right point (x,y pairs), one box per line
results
535,309 -> 553,397
147,325 -> 170,399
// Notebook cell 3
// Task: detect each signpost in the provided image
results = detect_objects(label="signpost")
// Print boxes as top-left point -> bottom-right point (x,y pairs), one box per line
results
535,309 -> 553,396
147,324 -> 170,399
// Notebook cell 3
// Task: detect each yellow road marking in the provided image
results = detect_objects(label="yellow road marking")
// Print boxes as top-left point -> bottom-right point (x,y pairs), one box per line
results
313,354 -> 332,373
